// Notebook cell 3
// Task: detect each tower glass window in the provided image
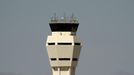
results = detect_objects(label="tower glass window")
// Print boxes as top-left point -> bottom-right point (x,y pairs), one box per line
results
49,23 -> 79,32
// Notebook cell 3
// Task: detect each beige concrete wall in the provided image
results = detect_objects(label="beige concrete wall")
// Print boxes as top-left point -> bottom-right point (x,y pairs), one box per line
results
46,32 -> 82,75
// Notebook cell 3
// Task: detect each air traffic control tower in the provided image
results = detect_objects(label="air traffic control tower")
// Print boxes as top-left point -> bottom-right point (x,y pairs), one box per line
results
46,14 -> 82,75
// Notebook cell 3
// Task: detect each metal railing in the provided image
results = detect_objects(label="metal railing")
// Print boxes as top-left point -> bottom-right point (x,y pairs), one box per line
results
49,14 -> 79,23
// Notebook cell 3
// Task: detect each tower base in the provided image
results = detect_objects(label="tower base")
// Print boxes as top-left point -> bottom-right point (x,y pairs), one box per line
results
52,67 -> 75,75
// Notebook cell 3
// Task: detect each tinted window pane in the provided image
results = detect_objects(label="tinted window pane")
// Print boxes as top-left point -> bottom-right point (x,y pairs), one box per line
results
49,23 -> 79,32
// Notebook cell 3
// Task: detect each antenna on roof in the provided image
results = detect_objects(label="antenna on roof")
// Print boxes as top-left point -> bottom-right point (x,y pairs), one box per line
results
54,13 -> 57,20
70,13 -> 75,22
71,13 -> 74,19
50,13 -> 78,23
50,13 -> 56,20
63,12 -> 66,22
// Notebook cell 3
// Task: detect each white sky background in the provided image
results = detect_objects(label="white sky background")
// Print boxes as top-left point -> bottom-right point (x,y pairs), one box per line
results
0,0 -> 134,75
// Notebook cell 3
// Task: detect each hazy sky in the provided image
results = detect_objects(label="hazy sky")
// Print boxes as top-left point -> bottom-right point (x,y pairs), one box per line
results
0,0 -> 134,75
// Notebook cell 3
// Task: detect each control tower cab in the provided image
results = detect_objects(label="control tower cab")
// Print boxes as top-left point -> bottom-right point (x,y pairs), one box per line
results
46,14 -> 82,75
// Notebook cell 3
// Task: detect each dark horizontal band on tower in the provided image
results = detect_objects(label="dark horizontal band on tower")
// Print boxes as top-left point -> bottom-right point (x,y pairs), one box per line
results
48,42 -> 81,45
51,58 -> 57,60
72,58 -> 78,61
59,58 -> 70,60
58,43 -> 72,45
74,43 -> 81,45
48,43 -> 55,45
50,58 -> 78,61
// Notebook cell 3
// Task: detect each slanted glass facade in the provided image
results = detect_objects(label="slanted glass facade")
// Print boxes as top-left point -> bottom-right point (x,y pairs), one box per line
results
49,23 -> 79,32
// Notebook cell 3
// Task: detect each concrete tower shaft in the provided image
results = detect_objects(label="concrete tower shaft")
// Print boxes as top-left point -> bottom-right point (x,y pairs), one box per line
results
46,15 -> 82,75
